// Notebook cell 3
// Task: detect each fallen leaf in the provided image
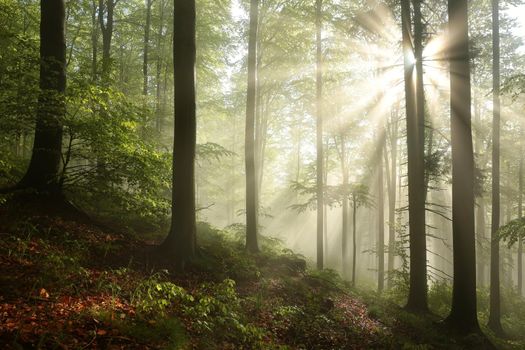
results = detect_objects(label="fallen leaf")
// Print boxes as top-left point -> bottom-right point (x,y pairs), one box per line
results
39,288 -> 49,299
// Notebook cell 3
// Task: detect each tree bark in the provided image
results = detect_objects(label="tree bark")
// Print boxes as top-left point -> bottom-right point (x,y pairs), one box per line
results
341,135 -> 349,279
445,0 -> 480,333
98,0 -> 116,82
519,134 -> 523,296
352,196 -> 357,287
18,0 -> 66,194
402,0 -> 428,312
315,0 -> 324,270
473,76 -> 486,288
386,111 -> 398,289
91,0 -> 98,81
378,140 -> 385,293
155,0 -> 166,133
143,0 -> 152,95
488,0 -> 504,335
160,0 -> 197,269
245,0 -> 260,253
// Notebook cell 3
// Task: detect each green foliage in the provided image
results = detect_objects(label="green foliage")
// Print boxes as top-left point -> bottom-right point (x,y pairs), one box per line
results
131,270 -> 264,348
427,282 -> 452,317
63,82 -> 171,231
498,217 -> 525,247
196,222 -> 262,281
384,220 -> 410,303
289,181 -> 372,213
132,271 -> 194,317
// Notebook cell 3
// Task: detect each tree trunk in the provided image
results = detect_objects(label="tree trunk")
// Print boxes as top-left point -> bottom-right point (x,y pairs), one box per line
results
155,0 -> 166,133
402,0 -> 428,312
160,0 -> 197,269
377,160 -> 385,293
323,137 -> 329,260
98,0 -> 116,82
477,196 -> 487,287
245,0 -> 260,253
518,134 -> 523,296
378,136 -> 385,293
386,110 -> 398,289
352,197 -> 357,287
143,0 -> 152,95
18,0 -> 66,194
341,135 -> 349,279
91,0 -> 98,81
445,0 -> 480,333
473,76 -> 486,288
315,0 -> 324,270
488,0 -> 504,335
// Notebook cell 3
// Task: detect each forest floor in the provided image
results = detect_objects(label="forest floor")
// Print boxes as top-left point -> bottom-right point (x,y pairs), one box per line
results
0,202 -> 523,349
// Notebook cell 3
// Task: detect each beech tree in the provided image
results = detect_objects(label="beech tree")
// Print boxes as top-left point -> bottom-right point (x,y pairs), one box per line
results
160,0 -> 197,268
17,0 -> 66,194
315,0 -> 324,270
245,0 -> 260,253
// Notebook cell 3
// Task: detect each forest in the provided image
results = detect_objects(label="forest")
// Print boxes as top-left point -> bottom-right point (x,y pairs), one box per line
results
1,0 -> 525,348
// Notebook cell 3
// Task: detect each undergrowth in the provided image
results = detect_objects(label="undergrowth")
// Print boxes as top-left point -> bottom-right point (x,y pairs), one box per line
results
0,216 -> 524,349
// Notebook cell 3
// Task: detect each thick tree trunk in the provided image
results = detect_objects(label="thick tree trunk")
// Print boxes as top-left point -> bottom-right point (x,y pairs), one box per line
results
402,0 -> 428,312
19,0 -> 66,194
245,0 -> 260,253
445,0 -> 480,333
488,0 -> 504,335
161,0 -> 197,269
315,0 -> 324,270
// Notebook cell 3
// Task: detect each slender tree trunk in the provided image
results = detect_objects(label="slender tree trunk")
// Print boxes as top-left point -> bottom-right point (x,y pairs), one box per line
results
98,0 -> 116,82
518,134 -> 523,296
477,196 -> 487,287
315,0 -> 324,270
352,196 -> 357,287
143,0 -> 152,95
91,0 -> 98,81
255,94 -> 268,198
160,0 -> 197,269
155,0 -> 167,134
18,0 -> 66,194
378,141 -> 385,293
401,0 -> 428,312
323,137 -> 329,260
341,135 -> 349,279
245,0 -> 259,253
488,0 -> 504,335
386,111 -> 398,289
473,78 -> 486,288
445,0 -> 480,333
